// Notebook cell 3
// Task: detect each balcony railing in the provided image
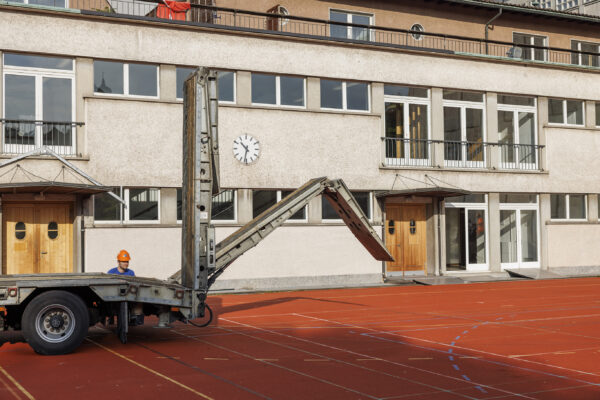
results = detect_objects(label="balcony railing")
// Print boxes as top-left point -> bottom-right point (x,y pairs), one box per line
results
383,137 -> 544,171
35,0 -> 599,71
0,119 -> 83,156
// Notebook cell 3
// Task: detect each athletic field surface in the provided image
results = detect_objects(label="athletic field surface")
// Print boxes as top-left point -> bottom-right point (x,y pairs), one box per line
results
1,277 -> 599,399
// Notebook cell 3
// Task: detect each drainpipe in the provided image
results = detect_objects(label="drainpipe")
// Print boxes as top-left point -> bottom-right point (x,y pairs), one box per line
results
485,8 -> 503,55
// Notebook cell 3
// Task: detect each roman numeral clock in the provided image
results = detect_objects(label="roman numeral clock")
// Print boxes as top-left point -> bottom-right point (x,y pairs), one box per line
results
233,134 -> 260,165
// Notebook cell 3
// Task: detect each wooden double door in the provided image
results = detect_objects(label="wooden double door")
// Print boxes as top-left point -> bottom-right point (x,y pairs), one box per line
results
385,204 -> 427,274
3,203 -> 73,275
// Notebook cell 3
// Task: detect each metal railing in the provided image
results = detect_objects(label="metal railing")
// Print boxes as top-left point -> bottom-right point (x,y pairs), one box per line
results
0,119 -> 83,156
42,0 -> 600,70
383,137 -> 544,171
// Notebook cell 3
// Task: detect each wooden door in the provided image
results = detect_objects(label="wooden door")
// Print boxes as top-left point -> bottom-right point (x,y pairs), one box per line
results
3,203 -> 73,274
385,204 -> 427,274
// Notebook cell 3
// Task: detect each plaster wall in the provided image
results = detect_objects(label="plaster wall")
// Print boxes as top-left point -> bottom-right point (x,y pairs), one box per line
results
546,224 -> 600,267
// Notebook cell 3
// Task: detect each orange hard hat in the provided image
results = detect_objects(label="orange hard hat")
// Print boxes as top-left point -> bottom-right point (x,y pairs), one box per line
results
117,250 -> 131,262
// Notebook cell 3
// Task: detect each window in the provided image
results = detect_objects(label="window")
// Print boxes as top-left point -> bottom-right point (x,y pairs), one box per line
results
252,190 -> 306,221
322,191 -> 371,221
176,67 -> 195,100
3,53 -> 75,155
551,194 -> 587,220
513,33 -> 547,61
571,40 -> 599,67
93,187 -> 159,223
443,90 -> 485,168
329,10 -> 372,41
500,194 -> 539,268
251,73 -> 304,107
410,24 -> 424,41
596,102 -> 600,127
7,0 -> 67,7
321,79 -> 369,111
445,195 -> 487,271
177,189 -> 237,222
548,98 -> 584,126
497,95 -> 537,169
384,85 -> 430,166
94,61 -> 158,97
176,68 -> 235,102
94,188 -> 122,222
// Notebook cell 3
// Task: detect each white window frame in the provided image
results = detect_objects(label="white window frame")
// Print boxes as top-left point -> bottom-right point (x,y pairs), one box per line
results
442,96 -> 486,168
548,98 -> 585,127
124,188 -> 161,224
2,56 -> 76,155
322,191 -> 372,223
499,197 -> 540,270
445,196 -> 489,272
175,69 -> 237,104
497,98 -> 538,170
321,80 -> 371,112
177,189 -> 238,224
94,61 -> 160,99
329,9 -> 374,41
550,194 -> 587,221
251,74 -> 306,109
570,40 -> 600,67
513,32 -> 548,62
15,0 -> 69,6
278,191 -> 308,223
384,90 -> 431,167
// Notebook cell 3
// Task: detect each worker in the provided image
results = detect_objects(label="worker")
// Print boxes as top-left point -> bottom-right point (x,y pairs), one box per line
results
108,250 -> 135,276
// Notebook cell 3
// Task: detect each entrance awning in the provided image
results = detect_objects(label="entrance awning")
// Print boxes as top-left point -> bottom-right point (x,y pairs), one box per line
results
0,182 -> 113,195
376,187 -> 471,199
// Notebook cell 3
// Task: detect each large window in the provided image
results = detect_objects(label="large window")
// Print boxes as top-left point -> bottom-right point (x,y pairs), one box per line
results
177,189 -> 237,222
329,10 -> 372,41
7,0 -> 67,6
94,61 -> 158,97
513,33 -> 547,61
321,79 -> 369,111
252,190 -> 306,221
571,40 -> 599,67
497,95 -> 537,169
443,90 -> 485,168
548,98 -> 584,126
551,194 -> 587,220
176,68 -> 235,103
445,194 -> 487,272
384,85 -> 429,166
322,191 -> 371,221
251,73 -> 304,107
3,53 -> 75,155
94,188 -> 159,223
500,194 -> 539,269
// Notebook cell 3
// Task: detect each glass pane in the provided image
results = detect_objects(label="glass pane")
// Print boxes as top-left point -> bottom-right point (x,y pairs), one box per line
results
498,110 -> 515,164
580,42 -> 599,67
444,107 -> 461,161
446,194 -> 485,203
218,71 -> 235,102
551,194 -> 566,219
518,112 -> 535,165
466,108 -> 483,162
320,79 -> 343,109
4,53 -> 72,70
351,191 -> 371,219
596,102 -> 600,127
280,76 -> 304,107
571,41 -> 580,65
94,61 -> 124,94
177,188 -> 182,221
548,99 -> 564,124
43,78 -> 72,147
569,195 -> 586,219
213,190 -> 235,220
5,75 -> 36,146
95,189 -> 121,221
30,0 -> 66,6
329,11 -> 348,39
129,63 -> 157,97
253,190 -> 277,218
48,222 -> 58,240
176,67 -> 195,99
409,104 -> 428,159
520,210 -> 538,262
445,207 -> 465,271
500,210 -> 517,263
533,36 -> 546,61
500,194 -> 537,203
15,222 -> 26,240
281,190 -> 305,220
468,210 -> 486,264
129,188 -> 159,221
498,95 -> 535,107
351,14 -> 370,41
566,100 -> 583,125
443,90 -> 483,102
346,82 -> 369,111
251,73 -> 276,104
385,103 -> 404,159
321,195 -> 339,220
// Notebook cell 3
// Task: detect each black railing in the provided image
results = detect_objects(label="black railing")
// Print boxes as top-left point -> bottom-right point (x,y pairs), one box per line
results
0,119 -> 83,156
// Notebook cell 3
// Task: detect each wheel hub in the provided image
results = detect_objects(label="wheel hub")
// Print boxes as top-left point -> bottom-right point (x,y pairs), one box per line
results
36,305 -> 75,342
49,314 -> 65,330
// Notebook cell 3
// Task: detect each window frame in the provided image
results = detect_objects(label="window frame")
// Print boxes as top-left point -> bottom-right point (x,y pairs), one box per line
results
177,188 -> 238,224
93,187 -> 123,224
570,39 -> 600,67
595,102 -> 600,127
499,195 -> 540,269
11,0 -> 69,7
175,68 -> 237,104
125,188 -> 161,224
320,79 -> 371,112
322,191 -> 373,223
252,190 -> 308,223
329,9 -> 374,41
547,98 -> 585,127
550,194 -> 587,221
251,73 -> 306,109
497,97 -> 538,170
512,32 -> 548,62
442,93 -> 486,168
94,61 -> 160,99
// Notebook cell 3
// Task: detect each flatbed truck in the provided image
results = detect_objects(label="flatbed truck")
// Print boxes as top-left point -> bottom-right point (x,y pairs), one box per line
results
0,69 -> 392,355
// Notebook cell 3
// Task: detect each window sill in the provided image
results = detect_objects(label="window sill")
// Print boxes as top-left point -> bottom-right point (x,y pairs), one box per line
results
545,220 -> 598,225
380,165 -> 548,174
85,95 -> 181,105
545,124 -> 598,131
0,154 -> 90,161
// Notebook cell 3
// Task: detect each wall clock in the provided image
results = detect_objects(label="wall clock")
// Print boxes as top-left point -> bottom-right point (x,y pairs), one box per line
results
233,134 -> 260,164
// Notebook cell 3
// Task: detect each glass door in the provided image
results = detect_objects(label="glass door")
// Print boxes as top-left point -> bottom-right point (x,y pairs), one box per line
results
500,207 -> 539,269
445,195 -> 488,272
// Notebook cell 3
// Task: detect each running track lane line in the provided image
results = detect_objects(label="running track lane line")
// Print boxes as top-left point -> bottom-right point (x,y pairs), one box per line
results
0,365 -> 35,400
217,318 -> 534,399
86,339 -> 214,400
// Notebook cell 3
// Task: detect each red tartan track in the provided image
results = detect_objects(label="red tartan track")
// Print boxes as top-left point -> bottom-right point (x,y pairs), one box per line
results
1,277 -> 600,399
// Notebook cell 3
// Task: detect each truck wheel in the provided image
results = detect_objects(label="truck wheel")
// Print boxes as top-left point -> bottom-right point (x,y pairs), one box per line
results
22,291 -> 89,355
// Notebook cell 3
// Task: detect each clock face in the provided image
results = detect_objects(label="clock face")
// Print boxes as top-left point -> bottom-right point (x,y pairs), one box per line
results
233,134 -> 260,165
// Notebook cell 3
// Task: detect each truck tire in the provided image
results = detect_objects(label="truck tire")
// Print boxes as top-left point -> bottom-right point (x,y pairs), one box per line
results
22,290 -> 89,355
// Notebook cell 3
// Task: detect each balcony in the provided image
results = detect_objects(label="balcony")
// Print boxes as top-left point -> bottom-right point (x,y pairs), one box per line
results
0,119 -> 83,156
383,137 -> 544,171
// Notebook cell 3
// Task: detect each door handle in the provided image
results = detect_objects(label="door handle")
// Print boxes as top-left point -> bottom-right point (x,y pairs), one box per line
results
41,251 -> 48,255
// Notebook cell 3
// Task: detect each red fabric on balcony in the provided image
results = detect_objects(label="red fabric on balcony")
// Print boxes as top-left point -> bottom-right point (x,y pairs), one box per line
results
156,1 -> 190,21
